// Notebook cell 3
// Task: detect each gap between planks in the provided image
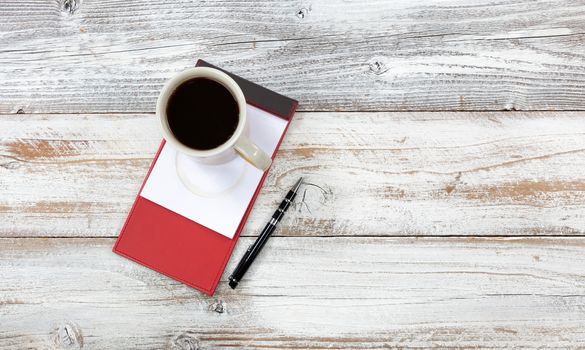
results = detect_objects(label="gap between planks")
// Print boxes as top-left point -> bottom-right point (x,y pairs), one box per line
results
3,110 -> 585,115
6,235 -> 585,239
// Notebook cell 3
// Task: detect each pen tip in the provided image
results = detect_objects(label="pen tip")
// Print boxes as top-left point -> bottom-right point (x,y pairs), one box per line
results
293,177 -> 303,192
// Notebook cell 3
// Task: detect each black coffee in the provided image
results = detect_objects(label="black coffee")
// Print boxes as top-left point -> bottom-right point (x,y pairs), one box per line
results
166,78 -> 239,150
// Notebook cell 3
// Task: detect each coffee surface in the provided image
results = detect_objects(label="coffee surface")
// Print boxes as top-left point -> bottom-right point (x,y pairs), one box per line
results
166,78 -> 239,150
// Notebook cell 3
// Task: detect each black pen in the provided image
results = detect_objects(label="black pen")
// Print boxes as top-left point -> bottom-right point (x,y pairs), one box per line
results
229,177 -> 303,289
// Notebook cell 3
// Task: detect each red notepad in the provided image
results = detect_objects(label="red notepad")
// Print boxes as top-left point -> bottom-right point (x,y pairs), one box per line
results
113,60 -> 298,295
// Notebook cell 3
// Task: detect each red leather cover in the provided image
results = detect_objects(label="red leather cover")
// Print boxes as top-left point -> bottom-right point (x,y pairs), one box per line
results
113,60 -> 298,295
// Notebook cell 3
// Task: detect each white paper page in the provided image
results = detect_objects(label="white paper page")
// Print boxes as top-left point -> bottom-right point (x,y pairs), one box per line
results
140,105 -> 288,238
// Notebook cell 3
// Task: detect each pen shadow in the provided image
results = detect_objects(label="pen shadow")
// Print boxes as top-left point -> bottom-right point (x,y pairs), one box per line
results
293,182 -> 330,215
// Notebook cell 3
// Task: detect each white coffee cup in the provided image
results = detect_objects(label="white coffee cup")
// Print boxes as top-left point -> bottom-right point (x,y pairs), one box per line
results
156,67 -> 272,171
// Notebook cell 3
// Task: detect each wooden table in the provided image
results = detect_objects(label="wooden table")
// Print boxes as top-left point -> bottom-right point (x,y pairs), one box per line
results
2,1 -> 585,348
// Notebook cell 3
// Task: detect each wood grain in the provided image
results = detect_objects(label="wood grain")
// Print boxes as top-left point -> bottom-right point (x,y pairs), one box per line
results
1,111 -> 584,237
3,1 -> 585,347
1,0 -> 585,113
1,237 -> 584,349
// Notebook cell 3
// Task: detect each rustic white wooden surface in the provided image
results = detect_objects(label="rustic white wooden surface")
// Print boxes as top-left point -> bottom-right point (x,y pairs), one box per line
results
2,237 -> 585,349
2,0 -> 585,349
1,112 -> 585,237
1,0 -> 585,112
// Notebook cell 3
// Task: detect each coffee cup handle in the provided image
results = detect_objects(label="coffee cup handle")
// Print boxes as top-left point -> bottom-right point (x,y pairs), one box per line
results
234,136 -> 272,171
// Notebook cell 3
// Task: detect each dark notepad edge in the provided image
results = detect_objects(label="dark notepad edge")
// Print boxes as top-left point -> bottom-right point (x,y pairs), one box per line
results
196,59 -> 298,121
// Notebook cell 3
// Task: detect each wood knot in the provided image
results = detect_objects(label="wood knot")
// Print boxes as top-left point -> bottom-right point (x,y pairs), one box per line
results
0,161 -> 21,170
169,332 -> 200,350
209,299 -> 226,314
52,322 -> 83,349
61,0 -> 80,14
296,7 -> 310,19
444,172 -> 462,195
368,57 -> 389,75
503,102 -> 517,111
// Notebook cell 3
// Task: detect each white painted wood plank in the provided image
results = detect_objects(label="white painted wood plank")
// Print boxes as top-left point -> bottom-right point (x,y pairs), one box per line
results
1,237 -> 584,349
1,0 -> 585,112
1,112 -> 584,237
